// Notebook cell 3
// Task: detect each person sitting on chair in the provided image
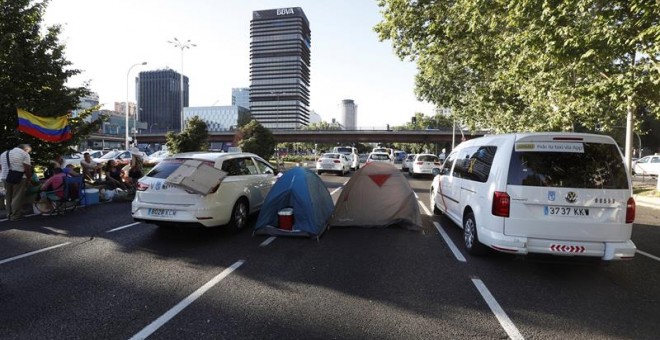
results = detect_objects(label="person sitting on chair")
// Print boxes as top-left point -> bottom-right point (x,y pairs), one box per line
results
80,152 -> 101,181
40,167 -> 66,199
104,159 -> 128,190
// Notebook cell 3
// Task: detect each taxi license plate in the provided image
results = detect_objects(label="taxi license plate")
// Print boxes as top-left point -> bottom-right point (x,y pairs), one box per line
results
544,206 -> 589,217
148,208 -> 177,216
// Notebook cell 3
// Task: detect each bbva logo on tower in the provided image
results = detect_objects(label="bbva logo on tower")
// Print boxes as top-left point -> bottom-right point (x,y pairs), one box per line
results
277,8 -> 295,15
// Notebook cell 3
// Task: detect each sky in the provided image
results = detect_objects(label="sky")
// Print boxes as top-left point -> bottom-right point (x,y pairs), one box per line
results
43,0 -> 436,128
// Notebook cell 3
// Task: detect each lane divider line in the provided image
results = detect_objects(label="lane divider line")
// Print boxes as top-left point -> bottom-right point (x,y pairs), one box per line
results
637,249 -> 660,262
259,236 -> 277,247
329,180 -> 349,196
0,242 -> 71,265
106,222 -> 141,233
433,222 -> 467,263
130,260 -> 245,340
472,278 -> 524,340
43,226 -> 68,235
418,200 -> 431,216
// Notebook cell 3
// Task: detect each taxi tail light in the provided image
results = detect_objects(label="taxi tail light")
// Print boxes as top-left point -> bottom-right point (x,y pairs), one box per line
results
492,191 -> 510,217
625,197 -> 635,224
433,162 -> 441,166
416,161 -> 423,165
136,182 -> 150,191
333,160 -> 340,163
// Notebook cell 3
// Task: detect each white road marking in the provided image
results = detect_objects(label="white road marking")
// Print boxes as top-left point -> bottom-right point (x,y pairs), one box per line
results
0,242 -> 71,265
433,222 -> 467,263
106,222 -> 141,233
130,260 -> 245,340
418,200 -> 431,216
259,236 -> 277,247
43,226 -> 68,235
637,250 -> 660,262
472,278 -> 524,340
330,180 -> 348,196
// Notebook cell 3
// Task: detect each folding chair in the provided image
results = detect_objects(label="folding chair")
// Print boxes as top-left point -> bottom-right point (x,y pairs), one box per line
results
36,175 -> 86,215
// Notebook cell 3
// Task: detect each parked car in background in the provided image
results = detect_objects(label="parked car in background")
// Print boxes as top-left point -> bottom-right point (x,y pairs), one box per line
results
145,150 -> 171,166
429,132 -> 635,261
366,152 -> 392,164
402,154 -> 416,172
94,150 -> 147,167
393,150 -> 407,164
332,146 -> 360,170
632,154 -> 660,176
62,153 -> 83,168
372,147 -> 395,162
132,152 -> 276,230
409,154 -> 441,178
316,153 -> 351,176
85,150 -> 106,159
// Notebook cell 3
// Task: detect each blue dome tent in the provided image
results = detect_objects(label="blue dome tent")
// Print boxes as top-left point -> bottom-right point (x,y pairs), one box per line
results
254,167 -> 334,239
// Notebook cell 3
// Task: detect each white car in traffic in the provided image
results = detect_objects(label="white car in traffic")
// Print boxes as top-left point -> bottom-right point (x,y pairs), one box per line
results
409,154 -> 441,178
132,152 -> 277,230
633,154 -> 660,176
366,152 -> 392,164
316,153 -> 351,176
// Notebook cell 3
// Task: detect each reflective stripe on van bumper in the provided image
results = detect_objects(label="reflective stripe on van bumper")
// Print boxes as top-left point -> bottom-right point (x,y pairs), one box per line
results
479,229 -> 636,260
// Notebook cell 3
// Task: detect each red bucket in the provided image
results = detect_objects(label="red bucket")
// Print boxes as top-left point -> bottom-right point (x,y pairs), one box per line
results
278,208 -> 294,230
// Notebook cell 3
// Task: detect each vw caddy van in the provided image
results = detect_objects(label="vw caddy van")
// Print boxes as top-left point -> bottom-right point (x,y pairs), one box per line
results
430,133 -> 636,261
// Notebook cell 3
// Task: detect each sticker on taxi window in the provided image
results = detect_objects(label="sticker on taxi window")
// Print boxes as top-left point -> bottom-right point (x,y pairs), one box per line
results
515,142 -> 584,153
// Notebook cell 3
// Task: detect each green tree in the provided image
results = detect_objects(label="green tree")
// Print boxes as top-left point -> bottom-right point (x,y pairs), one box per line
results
235,120 -> 275,160
165,116 -> 209,154
0,0 -> 102,166
374,0 -> 660,134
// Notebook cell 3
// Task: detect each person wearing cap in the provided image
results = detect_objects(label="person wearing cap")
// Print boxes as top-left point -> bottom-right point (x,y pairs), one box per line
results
0,144 -> 32,221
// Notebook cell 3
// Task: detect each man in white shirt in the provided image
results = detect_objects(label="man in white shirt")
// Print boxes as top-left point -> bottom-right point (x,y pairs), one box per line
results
1,144 -> 32,221
80,152 -> 101,181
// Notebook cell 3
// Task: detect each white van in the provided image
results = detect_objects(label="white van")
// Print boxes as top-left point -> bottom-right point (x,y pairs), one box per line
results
332,146 -> 360,170
372,147 -> 395,164
430,132 -> 636,261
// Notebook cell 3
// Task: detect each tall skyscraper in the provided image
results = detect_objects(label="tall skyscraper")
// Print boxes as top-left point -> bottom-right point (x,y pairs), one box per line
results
339,99 -> 357,130
138,69 -> 189,132
232,88 -> 250,110
250,7 -> 311,129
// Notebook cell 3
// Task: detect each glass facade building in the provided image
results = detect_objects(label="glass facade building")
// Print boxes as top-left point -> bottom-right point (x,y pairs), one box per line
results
138,69 -> 189,133
184,106 -> 250,132
232,88 -> 250,110
250,7 -> 311,130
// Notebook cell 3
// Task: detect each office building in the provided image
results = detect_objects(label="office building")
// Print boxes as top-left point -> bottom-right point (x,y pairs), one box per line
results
137,69 -> 189,132
114,102 -> 137,117
232,88 -> 250,110
249,7 -> 311,129
183,106 -> 250,132
308,110 -> 321,124
73,92 -> 99,119
339,99 -> 357,130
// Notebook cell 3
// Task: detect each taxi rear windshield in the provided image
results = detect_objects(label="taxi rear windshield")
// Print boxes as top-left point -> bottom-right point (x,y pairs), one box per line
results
146,159 -> 215,179
507,142 -> 629,189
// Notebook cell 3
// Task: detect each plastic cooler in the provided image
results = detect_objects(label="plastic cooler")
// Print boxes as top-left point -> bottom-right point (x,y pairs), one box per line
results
84,188 -> 100,205
278,208 -> 294,230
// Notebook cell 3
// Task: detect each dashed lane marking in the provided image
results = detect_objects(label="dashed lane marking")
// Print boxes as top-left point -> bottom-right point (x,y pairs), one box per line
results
259,236 -> 277,247
0,242 -> 71,265
637,249 -> 660,262
472,278 -> 524,340
129,260 -> 245,340
433,222 -> 467,263
106,222 -> 141,233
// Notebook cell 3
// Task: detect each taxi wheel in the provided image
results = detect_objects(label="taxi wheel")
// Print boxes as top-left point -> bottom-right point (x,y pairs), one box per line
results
463,212 -> 488,255
228,199 -> 248,232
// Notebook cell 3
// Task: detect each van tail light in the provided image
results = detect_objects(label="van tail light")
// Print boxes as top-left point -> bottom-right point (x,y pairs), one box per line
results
136,182 -> 150,191
333,160 -> 340,163
492,191 -> 510,217
416,161 -> 423,165
625,197 -> 635,224
433,162 -> 441,166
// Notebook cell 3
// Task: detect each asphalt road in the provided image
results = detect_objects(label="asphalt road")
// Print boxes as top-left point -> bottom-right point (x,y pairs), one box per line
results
1,168 -> 659,339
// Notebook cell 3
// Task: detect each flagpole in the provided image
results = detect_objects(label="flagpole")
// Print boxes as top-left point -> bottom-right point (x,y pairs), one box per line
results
126,62 -> 147,150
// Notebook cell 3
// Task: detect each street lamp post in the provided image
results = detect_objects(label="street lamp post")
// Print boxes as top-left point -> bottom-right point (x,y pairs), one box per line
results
168,38 -> 196,132
126,62 -> 147,149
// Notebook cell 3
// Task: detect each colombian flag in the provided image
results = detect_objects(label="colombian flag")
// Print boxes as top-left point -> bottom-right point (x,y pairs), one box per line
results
17,109 -> 72,142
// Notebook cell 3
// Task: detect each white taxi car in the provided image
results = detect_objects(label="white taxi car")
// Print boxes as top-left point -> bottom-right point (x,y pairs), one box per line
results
632,154 -> 660,176
366,152 -> 392,164
409,153 -> 441,178
132,152 -> 276,230
316,152 -> 351,176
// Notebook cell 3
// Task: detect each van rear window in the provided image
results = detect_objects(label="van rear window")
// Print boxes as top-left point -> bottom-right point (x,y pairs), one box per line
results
507,143 -> 628,189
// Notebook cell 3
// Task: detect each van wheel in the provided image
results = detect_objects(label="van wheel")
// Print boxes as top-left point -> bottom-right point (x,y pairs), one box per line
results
228,199 -> 248,232
463,212 -> 487,255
